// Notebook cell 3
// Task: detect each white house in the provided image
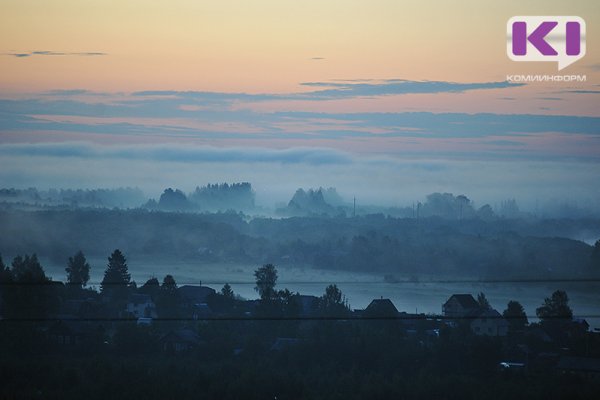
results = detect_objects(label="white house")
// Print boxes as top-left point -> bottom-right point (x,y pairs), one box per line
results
470,309 -> 509,337
126,294 -> 157,318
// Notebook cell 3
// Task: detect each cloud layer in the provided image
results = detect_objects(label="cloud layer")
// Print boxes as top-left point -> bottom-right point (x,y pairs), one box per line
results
3,51 -> 106,58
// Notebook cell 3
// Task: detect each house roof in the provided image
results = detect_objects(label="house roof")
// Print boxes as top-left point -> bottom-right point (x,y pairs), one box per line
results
445,294 -> 479,309
364,298 -> 399,317
572,318 -> 590,328
178,285 -> 216,303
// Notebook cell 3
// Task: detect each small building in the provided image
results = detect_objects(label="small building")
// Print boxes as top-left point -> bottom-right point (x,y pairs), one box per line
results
568,318 -> 590,339
364,298 -> 399,318
470,309 -> 509,337
126,294 -> 157,318
442,294 -> 480,318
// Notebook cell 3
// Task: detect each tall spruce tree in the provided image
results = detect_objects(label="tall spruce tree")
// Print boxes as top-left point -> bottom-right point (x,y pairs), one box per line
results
101,249 -> 131,301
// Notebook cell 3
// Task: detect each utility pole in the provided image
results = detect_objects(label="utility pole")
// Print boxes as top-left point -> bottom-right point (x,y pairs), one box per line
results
353,197 -> 356,218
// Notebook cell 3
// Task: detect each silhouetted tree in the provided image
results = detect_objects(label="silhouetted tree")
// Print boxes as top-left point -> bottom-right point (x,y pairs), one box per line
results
161,275 -> 177,292
477,292 -> 491,310
502,300 -> 528,333
318,284 -> 350,317
536,290 -> 573,323
279,288 -> 300,317
11,254 -> 47,283
221,283 -> 234,299
0,254 -> 13,316
100,249 -> 131,302
157,274 -> 179,318
6,254 -> 56,319
65,250 -> 90,288
207,283 -> 237,314
140,277 -> 160,299
254,264 -> 278,302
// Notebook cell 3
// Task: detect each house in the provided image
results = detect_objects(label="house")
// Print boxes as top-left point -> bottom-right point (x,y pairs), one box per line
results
125,294 -> 157,318
568,318 -> 590,339
159,329 -> 203,352
470,308 -> 509,337
442,294 -> 480,318
192,303 -> 213,320
178,285 -> 216,306
363,298 -> 399,318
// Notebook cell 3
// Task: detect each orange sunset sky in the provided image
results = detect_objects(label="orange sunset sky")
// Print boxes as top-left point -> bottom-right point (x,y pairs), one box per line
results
0,0 -> 599,207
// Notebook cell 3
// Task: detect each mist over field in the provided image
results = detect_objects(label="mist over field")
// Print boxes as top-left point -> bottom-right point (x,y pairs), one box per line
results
1,148 -> 599,215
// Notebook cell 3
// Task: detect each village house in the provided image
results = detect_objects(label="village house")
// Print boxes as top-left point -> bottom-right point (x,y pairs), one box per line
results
442,294 -> 480,318
470,308 -> 509,337
364,298 -> 399,318
125,294 -> 157,319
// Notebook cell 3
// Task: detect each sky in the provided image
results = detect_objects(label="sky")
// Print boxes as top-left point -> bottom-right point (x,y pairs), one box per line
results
1,0 -> 599,209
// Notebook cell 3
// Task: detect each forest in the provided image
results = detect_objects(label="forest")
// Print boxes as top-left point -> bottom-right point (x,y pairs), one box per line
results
0,206 -> 599,280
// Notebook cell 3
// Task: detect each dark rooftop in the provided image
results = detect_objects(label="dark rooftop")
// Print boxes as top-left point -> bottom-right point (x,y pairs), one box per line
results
444,294 -> 479,309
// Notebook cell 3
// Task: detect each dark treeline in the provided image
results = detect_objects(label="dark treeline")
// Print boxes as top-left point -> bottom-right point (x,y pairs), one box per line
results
144,182 -> 256,212
0,251 -> 599,399
1,208 -> 599,279
0,183 -> 257,213
0,187 -> 146,209
2,185 -> 599,220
